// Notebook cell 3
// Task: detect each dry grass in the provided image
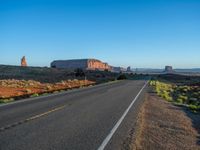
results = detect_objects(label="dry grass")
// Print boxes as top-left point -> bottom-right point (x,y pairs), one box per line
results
0,79 -> 95,100
133,93 -> 200,150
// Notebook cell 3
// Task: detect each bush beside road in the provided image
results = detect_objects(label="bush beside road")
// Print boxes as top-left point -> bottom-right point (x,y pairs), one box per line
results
150,76 -> 200,112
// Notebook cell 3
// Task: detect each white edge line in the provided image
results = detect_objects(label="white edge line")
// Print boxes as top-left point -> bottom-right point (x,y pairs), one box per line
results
97,80 -> 149,150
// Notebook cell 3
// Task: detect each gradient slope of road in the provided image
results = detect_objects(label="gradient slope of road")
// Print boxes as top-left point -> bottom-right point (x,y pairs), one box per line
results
0,80 -> 148,150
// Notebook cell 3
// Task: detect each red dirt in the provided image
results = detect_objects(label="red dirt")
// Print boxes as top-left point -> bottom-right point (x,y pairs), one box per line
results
0,79 -> 95,99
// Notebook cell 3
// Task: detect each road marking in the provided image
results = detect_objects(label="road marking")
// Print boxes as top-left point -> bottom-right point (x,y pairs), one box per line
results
0,105 -> 66,132
97,81 -> 149,150
25,105 -> 66,121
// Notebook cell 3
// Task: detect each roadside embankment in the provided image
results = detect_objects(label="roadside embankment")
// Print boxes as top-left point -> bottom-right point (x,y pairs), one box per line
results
132,92 -> 200,150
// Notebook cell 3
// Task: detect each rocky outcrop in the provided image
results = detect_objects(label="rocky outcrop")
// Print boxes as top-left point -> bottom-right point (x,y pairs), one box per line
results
165,66 -> 173,73
111,66 -> 127,73
87,59 -> 111,71
51,59 -> 111,71
127,66 -> 131,72
21,56 -> 27,67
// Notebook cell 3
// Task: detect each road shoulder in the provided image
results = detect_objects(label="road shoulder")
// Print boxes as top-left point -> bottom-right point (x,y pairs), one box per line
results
131,91 -> 200,150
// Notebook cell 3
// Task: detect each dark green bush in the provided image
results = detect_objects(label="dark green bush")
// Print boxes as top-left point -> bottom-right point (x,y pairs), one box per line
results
189,104 -> 200,112
30,93 -> 39,97
74,68 -> 85,77
117,74 -> 127,80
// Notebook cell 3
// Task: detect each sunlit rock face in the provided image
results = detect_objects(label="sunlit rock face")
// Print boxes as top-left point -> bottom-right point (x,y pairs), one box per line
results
21,56 -> 27,67
87,59 -> 111,71
51,59 -> 111,71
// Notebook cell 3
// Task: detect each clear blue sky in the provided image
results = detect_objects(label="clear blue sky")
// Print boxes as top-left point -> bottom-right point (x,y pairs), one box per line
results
1,0 -> 200,68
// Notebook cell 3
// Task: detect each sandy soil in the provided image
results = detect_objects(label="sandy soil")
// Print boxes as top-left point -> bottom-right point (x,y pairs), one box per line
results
133,92 -> 200,150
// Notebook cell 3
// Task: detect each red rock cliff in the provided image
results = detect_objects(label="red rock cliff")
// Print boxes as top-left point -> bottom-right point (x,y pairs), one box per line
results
87,59 -> 111,71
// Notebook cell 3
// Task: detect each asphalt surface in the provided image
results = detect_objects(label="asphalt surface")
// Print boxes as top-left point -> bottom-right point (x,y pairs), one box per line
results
0,80 -> 148,150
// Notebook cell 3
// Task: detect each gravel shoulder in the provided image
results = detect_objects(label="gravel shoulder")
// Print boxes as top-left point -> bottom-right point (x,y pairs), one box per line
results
132,91 -> 200,150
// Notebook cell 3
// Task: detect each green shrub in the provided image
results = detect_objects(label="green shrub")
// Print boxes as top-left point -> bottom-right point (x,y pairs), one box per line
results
74,68 -> 85,77
0,98 -> 14,104
30,93 -> 39,97
177,95 -> 188,103
117,74 -> 127,80
176,98 -> 183,104
189,104 -> 200,112
41,93 -> 49,96
160,90 -> 172,101
150,79 -> 200,112
149,80 -> 156,86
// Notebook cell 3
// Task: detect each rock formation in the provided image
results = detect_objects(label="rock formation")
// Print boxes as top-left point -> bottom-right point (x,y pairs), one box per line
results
21,56 -> 27,67
127,66 -> 131,72
164,66 -> 173,73
111,66 -> 127,73
51,59 -> 111,71
87,59 -> 111,71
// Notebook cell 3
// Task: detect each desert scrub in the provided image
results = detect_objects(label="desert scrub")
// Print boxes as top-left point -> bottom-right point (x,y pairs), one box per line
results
150,80 -> 200,112
176,95 -> 188,104
151,80 -> 173,101
25,89 -> 32,94
0,98 -> 14,104
189,104 -> 200,113
161,90 -> 173,101
117,74 -> 127,80
73,79 -> 79,82
46,85 -> 52,91
30,93 -> 39,97
41,93 -> 49,96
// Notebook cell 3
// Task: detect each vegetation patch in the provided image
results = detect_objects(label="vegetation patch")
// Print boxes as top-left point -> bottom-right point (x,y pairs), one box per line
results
117,74 -> 127,80
150,79 -> 200,113
0,98 -> 14,104
0,79 -> 95,103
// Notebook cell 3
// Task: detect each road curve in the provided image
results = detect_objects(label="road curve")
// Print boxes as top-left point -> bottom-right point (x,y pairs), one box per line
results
0,80 -> 148,150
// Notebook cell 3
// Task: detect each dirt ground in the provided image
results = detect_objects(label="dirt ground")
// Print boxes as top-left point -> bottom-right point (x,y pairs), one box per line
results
0,79 -> 95,99
132,92 -> 200,150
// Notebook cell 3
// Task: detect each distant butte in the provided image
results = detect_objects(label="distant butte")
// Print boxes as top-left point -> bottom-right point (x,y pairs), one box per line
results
51,59 -> 111,71
51,58 -> 128,73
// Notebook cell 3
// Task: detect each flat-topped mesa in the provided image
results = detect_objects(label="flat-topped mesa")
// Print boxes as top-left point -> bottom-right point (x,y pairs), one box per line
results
164,66 -> 174,73
51,59 -> 112,71
21,56 -> 27,67
165,66 -> 173,72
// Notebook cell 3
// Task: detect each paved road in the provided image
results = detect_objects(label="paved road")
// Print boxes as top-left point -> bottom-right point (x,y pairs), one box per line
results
0,80 -> 148,150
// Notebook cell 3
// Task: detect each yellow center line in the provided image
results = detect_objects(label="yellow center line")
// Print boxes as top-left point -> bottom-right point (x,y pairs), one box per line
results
26,105 -> 66,121
0,105 -> 66,132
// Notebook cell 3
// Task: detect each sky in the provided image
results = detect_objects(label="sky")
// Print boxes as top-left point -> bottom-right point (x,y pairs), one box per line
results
0,0 -> 200,68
